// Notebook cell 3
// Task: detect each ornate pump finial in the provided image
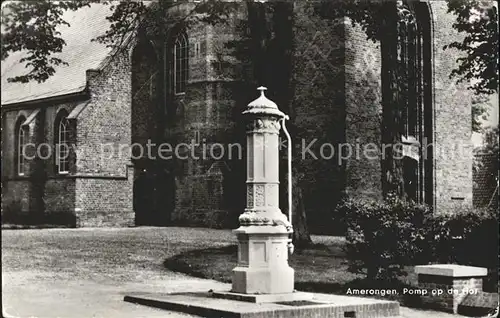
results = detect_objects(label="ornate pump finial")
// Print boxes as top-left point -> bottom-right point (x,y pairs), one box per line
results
243,86 -> 285,118
257,86 -> 267,96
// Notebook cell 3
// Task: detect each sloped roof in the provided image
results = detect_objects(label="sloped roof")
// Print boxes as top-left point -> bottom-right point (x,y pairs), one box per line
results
1,3 -> 115,105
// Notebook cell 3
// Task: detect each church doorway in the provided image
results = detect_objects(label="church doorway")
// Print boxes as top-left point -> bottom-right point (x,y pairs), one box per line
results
133,167 -> 175,226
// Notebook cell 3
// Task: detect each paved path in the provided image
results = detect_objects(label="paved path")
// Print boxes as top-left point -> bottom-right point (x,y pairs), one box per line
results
2,227 -> 468,318
3,270 -> 226,318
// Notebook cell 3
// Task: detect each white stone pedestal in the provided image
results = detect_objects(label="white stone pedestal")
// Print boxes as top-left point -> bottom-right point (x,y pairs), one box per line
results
231,226 -> 294,294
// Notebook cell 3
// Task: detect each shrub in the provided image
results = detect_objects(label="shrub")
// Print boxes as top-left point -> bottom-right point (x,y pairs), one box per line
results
425,206 -> 498,268
427,206 -> 498,292
337,195 -> 431,281
338,196 -> 497,283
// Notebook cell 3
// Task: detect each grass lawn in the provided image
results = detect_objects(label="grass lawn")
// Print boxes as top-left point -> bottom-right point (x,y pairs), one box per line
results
164,235 -> 423,306
2,226 -> 237,282
2,227 -> 240,318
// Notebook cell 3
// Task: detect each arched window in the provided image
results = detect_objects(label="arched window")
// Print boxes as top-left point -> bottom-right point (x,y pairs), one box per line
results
397,1 -> 433,205
173,32 -> 188,95
16,116 -> 28,176
55,111 -> 70,174
131,40 -> 157,103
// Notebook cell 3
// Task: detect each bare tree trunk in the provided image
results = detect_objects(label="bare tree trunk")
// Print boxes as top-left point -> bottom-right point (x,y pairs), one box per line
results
281,168 -> 312,248
291,174 -> 312,247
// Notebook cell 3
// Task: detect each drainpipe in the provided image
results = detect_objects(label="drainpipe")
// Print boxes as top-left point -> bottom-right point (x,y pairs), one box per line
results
280,115 -> 294,255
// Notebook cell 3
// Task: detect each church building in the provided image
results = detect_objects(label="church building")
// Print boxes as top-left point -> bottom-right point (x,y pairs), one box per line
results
1,1 -> 475,229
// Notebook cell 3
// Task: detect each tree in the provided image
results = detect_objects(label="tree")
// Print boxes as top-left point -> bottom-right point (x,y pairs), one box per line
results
445,0 -> 498,96
1,1 -> 96,83
446,0 -> 498,133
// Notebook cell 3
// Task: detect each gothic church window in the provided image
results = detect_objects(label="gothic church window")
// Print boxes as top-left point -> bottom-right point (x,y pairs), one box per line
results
55,110 -> 70,174
397,1 -> 433,205
194,130 -> 201,144
194,42 -> 201,59
16,116 -> 28,176
174,32 -> 188,95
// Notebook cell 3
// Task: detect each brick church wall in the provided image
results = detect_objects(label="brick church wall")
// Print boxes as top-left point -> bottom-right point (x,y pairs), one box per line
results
131,39 -> 159,151
74,49 -> 134,227
1,110 -> 34,219
42,103 -> 78,223
344,18 -> 383,201
1,103 -> 80,225
1,107 -> 35,220
169,21 -> 211,226
292,3 -> 348,232
430,1 -> 474,213
169,18 -> 241,227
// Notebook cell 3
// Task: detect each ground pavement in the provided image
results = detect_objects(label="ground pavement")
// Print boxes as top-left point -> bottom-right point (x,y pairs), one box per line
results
2,227 -> 471,318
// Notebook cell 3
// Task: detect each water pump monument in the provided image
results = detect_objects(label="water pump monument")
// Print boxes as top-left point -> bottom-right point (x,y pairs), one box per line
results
125,87 -> 401,318
214,86 -> 310,302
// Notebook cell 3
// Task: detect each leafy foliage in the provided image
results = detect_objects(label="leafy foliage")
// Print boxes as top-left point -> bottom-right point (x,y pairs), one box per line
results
91,1 -> 149,48
316,0 -> 389,42
337,194 -> 431,281
1,0 -> 96,83
483,125 -> 500,152
445,0 -> 499,95
428,206 -> 498,268
3,0 -> 498,97
338,195 -> 498,282
1,198 -> 76,226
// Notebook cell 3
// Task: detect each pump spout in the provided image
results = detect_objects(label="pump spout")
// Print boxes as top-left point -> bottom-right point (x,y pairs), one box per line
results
280,115 -> 294,255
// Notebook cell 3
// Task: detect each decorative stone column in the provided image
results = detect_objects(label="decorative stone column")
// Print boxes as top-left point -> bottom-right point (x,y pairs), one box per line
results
229,86 -> 294,295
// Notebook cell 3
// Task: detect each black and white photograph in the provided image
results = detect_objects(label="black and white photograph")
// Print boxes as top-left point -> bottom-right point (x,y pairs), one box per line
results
1,1 -> 498,317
